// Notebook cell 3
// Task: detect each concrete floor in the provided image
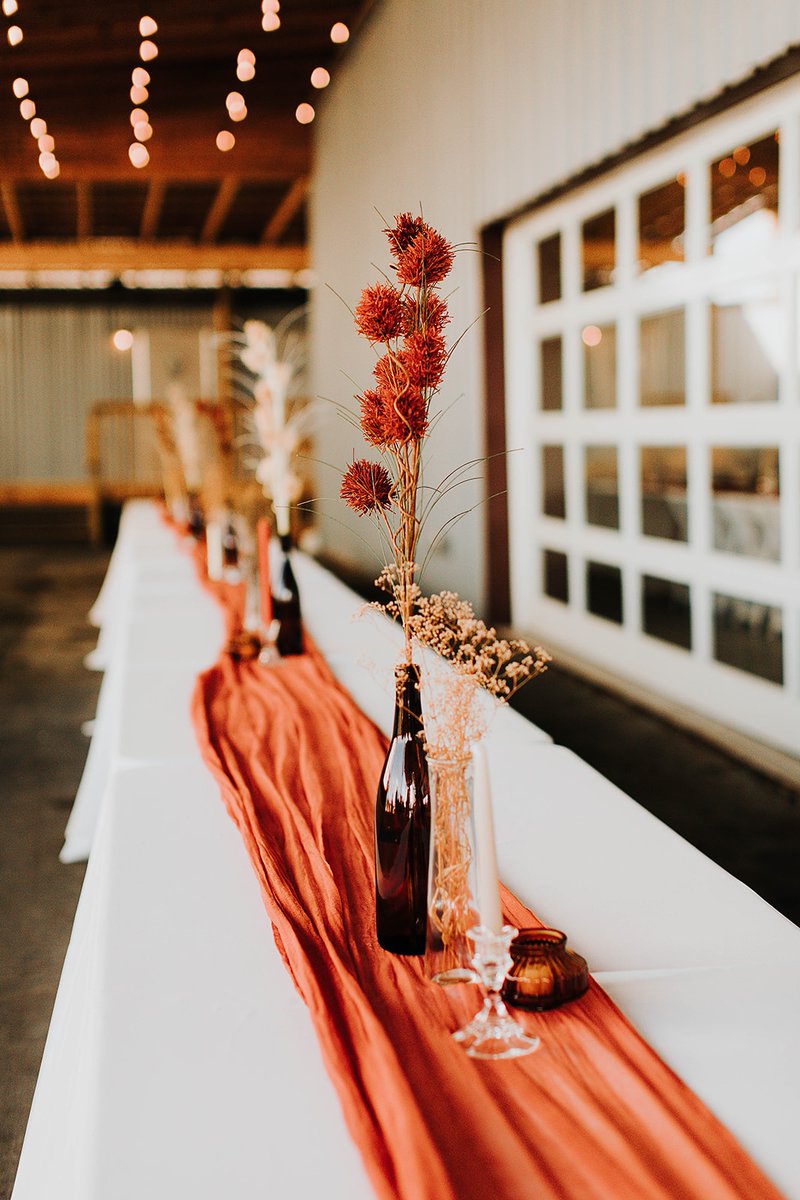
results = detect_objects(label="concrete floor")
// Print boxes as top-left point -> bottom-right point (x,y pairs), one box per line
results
0,544 -> 798,1197
0,547 -> 107,1200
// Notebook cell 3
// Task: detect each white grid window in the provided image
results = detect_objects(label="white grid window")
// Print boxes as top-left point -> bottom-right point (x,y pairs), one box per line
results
503,80 -> 800,756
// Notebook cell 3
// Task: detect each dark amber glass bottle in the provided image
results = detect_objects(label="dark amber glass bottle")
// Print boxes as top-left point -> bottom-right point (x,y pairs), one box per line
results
271,534 -> 303,656
375,663 -> 431,955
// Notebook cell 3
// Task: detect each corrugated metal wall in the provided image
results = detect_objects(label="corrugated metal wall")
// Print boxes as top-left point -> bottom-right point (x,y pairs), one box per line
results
311,0 -> 800,608
0,301 -> 213,481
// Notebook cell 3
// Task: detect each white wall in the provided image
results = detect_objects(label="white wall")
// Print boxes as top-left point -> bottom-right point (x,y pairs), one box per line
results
311,0 -> 800,609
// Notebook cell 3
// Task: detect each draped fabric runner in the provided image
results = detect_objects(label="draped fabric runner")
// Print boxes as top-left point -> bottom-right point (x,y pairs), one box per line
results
189,561 -> 784,1200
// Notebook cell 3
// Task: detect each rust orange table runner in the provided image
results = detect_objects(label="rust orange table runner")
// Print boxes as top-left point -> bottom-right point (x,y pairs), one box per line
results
187,558 -> 783,1200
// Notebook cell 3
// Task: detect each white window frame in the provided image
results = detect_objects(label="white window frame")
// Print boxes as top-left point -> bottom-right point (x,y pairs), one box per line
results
503,77 -> 800,757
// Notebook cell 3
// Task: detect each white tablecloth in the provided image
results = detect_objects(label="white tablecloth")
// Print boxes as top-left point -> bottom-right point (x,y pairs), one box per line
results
13,500 -> 800,1200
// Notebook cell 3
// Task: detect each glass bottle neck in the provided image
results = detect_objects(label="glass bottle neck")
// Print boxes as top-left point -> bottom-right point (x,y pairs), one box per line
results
392,663 -> 423,738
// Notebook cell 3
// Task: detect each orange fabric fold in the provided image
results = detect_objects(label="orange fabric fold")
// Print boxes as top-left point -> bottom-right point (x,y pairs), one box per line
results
189,569 -> 783,1200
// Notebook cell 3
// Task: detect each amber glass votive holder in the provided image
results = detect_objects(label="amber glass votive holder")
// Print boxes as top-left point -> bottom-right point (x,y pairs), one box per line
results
502,928 -> 589,1011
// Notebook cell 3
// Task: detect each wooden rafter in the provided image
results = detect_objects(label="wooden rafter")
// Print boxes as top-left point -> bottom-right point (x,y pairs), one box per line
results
0,181 -> 24,243
140,179 -> 167,240
0,240 -> 308,272
76,181 -> 92,239
262,176 -> 308,245
201,177 -> 240,245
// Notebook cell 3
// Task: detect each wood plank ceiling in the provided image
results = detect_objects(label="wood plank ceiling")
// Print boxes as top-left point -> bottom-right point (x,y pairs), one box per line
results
0,0 -> 369,276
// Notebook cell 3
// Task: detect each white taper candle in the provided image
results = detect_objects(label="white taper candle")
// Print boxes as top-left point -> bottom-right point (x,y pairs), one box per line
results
205,518 -> 224,581
471,741 -> 503,934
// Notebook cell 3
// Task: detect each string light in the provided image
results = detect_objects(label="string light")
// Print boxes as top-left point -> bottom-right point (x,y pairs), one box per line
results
226,90 -> 245,114
310,67 -> 330,88
230,105 -> 247,123
261,10 -> 280,31
129,142 -> 150,168
237,59 -> 255,82
12,77 -> 28,98
38,151 -> 55,170
139,15 -> 157,36
238,48 -> 255,65
330,22 -> 349,43
37,134 -> 54,153
130,107 -> 149,126
112,329 -> 134,351
262,0 -> 280,10
42,161 -> 60,179
749,166 -> 767,187
216,131 -> 235,152
139,39 -> 158,61
134,120 -> 153,142
29,117 -> 46,138
130,84 -> 149,103
7,23 -> 22,44
132,66 -> 150,87
19,97 -> 35,119
2,0 -> 18,16
295,102 -> 315,125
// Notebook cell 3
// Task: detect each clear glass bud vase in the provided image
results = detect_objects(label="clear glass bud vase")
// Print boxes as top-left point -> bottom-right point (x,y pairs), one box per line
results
426,755 -> 480,984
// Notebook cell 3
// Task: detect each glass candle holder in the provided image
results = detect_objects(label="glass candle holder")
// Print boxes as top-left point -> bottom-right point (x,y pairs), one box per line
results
451,926 -> 541,1059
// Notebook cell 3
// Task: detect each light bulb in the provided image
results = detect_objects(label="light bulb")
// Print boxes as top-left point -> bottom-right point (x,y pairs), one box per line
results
38,151 -> 55,169
112,329 -> 134,351
38,134 -> 55,153
19,98 -> 35,119
128,142 -> 150,168
330,22 -> 349,43
2,0 -> 19,15
310,67 -> 330,88
295,102 -> 315,125
238,48 -> 255,65
134,121 -> 153,142
139,39 -> 158,61
12,77 -> 28,98
130,85 -> 149,103
30,117 -> 47,138
236,61 -> 255,82
7,25 -> 23,46
132,66 -> 150,87
216,130 -> 235,152
261,11 -> 280,30
230,105 -> 247,122
226,90 -> 245,114
139,15 -> 157,36
42,160 -> 60,179
130,107 -> 149,125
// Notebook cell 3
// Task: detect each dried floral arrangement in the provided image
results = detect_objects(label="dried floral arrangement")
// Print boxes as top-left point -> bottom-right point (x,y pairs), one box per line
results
232,313 -> 315,538
340,212 -> 456,664
377,575 -> 551,759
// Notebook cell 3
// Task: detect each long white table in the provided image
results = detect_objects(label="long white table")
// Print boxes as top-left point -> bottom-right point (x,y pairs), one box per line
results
12,500 -> 800,1200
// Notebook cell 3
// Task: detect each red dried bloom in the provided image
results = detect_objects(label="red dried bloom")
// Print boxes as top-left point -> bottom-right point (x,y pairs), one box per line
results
358,389 -> 387,448
401,330 -> 447,392
371,355 -> 429,442
354,282 -> 404,342
395,225 -> 455,287
402,292 -> 450,335
340,458 -> 393,514
385,212 -> 425,258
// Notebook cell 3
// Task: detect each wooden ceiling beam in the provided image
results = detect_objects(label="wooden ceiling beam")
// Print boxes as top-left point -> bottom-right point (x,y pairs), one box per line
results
0,181 -> 24,243
201,177 -> 240,244
0,239 -> 308,272
140,179 -> 167,239
262,175 -> 308,244
76,181 -> 92,239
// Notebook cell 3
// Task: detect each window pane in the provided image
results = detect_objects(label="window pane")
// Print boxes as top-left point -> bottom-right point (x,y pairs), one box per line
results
540,336 -> 562,411
638,178 -> 685,273
585,446 -> 619,529
713,592 -> 783,685
538,233 -> 561,304
640,309 -> 685,406
583,323 -> 616,408
642,575 -> 691,649
541,445 -> 565,519
710,132 -> 779,250
582,208 -> 615,291
711,292 -> 780,405
640,446 -> 688,541
586,560 -> 623,624
543,549 -> 569,603
711,447 -> 780,561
